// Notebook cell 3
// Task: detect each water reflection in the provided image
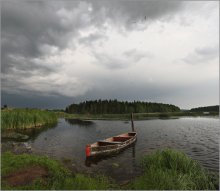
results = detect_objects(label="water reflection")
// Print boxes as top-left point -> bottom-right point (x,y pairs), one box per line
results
132,145 -> 135,158
65,118 -> 94,127
21,123 -> 57,141
2,122 -> 57,142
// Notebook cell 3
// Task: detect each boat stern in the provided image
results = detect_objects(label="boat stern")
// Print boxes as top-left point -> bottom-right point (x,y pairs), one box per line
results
86,144 -> 91,157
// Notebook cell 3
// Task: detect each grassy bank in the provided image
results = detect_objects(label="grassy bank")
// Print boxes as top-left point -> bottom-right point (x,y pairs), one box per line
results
1,152 -> 115,190
1,109 -> 57,130
1,150 -> 218,190
57,111 -> 219,120
127,149 -> 218,190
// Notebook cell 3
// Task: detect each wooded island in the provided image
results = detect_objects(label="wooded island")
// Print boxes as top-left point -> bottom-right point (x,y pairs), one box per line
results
66,100 -> 180,114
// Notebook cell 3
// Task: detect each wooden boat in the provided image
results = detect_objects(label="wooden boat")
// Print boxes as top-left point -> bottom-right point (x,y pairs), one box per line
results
86,113 -> 137,157
86,132 -> 137,157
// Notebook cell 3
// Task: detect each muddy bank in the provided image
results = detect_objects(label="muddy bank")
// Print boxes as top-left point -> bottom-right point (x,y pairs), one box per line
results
1,141 -> 32,154
2,132 -> 29,141
2,166 -> 48,187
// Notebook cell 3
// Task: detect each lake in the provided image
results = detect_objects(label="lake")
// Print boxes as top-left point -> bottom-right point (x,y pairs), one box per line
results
28,117 -> 219,183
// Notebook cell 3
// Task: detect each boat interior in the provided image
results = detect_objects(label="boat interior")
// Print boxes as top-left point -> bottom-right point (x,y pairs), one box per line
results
93,132 -> 137,146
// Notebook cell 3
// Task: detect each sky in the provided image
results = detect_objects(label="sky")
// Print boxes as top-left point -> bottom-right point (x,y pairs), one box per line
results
1,0 -> 219,109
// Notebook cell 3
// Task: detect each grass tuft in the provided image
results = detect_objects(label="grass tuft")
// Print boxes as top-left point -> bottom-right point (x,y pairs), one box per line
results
127,149 -> 218,190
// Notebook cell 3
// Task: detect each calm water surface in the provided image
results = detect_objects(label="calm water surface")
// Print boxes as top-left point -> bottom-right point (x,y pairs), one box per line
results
29,117 -> 219,182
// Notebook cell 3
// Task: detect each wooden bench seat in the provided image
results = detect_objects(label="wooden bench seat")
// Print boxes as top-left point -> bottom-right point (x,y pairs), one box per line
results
113,136 -> 132,141
98,140 -> 122,145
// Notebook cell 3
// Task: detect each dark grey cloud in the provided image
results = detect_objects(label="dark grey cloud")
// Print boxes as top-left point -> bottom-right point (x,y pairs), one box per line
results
2,0 -> 183,74
124,49 -> 153,60
1,92 -> 74,109
58,77 -> 219,110
182,45 -> 219,64
2,1 -> 62,74
2,1 -> 66,56
195,46 -> 219,57
93,49 -> 149,69
2,53 -> 56,75
95,55 -> 128,69
89,0 -> 184,27
2,0 -> 93,75
1,0 -> 218,110
2,75 -> 218,110
78,33 -> 108,46
2,0 -> 183,58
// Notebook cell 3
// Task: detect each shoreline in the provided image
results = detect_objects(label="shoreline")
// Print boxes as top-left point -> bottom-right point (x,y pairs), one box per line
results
61,112 -> 219,121
1,149 -> 218,190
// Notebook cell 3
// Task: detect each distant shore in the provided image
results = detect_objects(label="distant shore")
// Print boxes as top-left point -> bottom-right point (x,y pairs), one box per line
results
57,111 -> 219,120
1,109 -> 218,131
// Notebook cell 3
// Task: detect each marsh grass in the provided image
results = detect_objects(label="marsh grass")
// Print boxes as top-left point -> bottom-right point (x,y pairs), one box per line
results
63,174 -> 115,190
1,152 -> 116,190
1,109 -> 57,130
127,149 -> 218,190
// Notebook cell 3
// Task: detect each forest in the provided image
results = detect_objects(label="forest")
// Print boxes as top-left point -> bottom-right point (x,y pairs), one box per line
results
66,100 -> 180,114
190,105 -> 219,112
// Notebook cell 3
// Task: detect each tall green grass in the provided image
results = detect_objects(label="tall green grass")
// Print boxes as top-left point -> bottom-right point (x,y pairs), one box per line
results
1,152 -> 116,190
127,149 -> 218,190
1,109 -> 57,130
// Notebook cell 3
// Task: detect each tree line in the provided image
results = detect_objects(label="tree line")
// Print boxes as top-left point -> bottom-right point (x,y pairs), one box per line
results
190,105 -> 219,112
66,100 -> 180,114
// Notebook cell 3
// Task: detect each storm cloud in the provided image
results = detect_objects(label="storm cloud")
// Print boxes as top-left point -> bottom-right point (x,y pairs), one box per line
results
1,0 -> 219,109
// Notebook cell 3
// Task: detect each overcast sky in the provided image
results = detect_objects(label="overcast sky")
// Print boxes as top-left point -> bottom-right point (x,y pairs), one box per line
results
1,0 -> 219,109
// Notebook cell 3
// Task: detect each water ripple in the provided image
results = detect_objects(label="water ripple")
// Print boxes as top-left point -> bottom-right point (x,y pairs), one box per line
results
29,117 -> 219,182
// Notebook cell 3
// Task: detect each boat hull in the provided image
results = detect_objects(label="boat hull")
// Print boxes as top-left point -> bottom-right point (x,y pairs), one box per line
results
86,132 -> 137,157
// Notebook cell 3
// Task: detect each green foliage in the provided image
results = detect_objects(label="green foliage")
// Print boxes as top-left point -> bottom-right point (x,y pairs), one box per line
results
66,99 -> 180,114
190,105 -> 219,112
62,174 -> 116,190
1,109 -> 57,130
1,152 -> 116,190
1,152 -> 70,190
127,149 -> 218,190
2,150 -> 218,190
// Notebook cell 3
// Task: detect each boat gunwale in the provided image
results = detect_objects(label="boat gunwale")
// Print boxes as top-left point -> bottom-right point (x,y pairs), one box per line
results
90,132 -> 137,148
88,132 -> 137,155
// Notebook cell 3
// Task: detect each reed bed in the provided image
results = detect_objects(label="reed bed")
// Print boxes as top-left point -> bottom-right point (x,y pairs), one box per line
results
1,109 -> 57,130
